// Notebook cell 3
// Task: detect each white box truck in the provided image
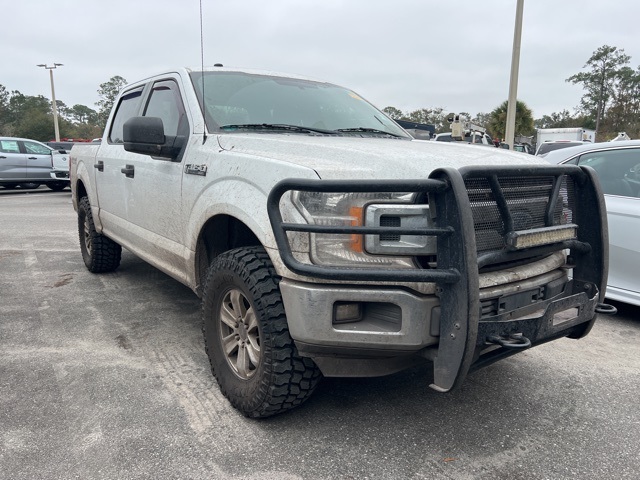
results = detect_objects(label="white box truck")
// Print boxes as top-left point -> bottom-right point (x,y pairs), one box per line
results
537,127 -> 596,144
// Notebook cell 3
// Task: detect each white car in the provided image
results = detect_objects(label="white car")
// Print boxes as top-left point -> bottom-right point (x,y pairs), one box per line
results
544,140 -> 640,306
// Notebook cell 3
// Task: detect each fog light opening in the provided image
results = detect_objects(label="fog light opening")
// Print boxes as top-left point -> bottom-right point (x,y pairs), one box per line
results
333,302 -> 362,324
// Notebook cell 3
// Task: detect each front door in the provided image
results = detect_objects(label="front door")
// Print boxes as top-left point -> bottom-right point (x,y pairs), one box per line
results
22,140 -> 54,181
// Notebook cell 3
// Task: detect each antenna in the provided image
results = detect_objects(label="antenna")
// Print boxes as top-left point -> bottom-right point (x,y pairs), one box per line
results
199,0 -> 207,144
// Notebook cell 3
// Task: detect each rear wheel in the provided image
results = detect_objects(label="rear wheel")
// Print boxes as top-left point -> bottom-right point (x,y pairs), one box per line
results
78,196 -> 122,273
2,183 -> 18,189
202,246 -> 321,418
19,183 -> 40,189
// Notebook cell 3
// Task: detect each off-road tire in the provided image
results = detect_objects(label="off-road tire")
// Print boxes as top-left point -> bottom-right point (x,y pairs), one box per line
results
78,196 -> 122,273
202,246 -> 321,418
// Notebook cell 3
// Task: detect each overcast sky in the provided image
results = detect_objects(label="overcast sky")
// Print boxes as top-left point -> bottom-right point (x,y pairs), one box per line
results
2,1 -> 639,120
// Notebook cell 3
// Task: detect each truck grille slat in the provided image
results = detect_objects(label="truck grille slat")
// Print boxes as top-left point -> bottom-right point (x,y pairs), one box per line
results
465,175 -> 577,254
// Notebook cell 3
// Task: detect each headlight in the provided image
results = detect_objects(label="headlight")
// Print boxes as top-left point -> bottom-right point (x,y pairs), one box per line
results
291,191 -> 417,268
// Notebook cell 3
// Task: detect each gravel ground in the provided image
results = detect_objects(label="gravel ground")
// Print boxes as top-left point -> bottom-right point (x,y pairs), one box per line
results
1,187 -> 639,480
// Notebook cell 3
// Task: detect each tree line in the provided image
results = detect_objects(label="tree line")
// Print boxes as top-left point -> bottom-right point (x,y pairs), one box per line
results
1,45 -> 638,143
384,45 -> 639,143
0,76 -> 127,142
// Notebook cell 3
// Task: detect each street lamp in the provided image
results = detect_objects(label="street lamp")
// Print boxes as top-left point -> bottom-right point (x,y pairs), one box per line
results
504,0 -> 524,150
37,63 -> 64,142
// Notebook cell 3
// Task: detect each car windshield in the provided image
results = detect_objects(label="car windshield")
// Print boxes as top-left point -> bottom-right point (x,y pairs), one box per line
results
189,71 -> 409,138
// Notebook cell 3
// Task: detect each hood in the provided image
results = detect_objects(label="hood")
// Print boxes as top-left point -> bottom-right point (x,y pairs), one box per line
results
217,134 -> 547,180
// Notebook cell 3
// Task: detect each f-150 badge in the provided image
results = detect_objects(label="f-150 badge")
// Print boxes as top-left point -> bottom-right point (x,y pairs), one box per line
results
185,164 -> 208,176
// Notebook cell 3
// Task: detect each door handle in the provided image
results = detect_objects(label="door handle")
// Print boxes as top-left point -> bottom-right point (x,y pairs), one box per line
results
28,157 -> 38,160
0,156 -> 6,159
121,165 -> 135,178
94,161 -> 104,172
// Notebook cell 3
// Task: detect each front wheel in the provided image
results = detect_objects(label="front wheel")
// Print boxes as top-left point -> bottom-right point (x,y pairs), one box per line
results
47,182 -> 68,191
202,246 -> 321,418
78,196 -> 122,273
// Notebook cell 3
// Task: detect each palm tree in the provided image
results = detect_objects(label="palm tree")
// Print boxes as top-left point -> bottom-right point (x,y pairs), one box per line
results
488,100 -> 534,140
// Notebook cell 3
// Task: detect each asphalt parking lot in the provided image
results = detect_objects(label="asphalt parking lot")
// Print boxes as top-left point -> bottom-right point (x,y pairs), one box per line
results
1,186 -> 639,480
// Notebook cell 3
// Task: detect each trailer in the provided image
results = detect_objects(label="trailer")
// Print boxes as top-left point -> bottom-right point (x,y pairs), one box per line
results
536,127 -> 595,145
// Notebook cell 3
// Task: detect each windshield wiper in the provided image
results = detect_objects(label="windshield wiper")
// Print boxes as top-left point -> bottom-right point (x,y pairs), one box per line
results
335,127 -> 404,138
220,123 -> 337,135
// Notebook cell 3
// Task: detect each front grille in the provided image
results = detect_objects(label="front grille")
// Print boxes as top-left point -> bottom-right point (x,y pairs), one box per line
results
465,175 -> 577,253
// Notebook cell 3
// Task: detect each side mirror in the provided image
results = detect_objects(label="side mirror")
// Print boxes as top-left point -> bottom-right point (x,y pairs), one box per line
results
123,117 -> 184,161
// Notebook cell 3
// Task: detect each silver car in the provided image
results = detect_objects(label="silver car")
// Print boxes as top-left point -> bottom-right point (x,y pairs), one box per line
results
0,137 -> 69,191
544,140 -> 640,306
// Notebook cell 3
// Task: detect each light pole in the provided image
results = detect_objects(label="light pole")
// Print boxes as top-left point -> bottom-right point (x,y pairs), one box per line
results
37,63 -> 63,142
504,0 -> 524,150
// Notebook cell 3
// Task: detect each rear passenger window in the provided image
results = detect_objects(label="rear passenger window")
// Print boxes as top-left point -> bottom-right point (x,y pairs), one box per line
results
109,88 -> 144,144
0,140 -> 20,153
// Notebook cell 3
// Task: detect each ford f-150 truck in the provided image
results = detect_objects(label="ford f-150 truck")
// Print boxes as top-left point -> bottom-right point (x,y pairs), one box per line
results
70,66 -> 611,418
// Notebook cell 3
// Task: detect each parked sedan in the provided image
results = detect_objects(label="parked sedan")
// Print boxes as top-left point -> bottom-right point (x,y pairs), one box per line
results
544,140 -> 640,306
0,137 -> 69,191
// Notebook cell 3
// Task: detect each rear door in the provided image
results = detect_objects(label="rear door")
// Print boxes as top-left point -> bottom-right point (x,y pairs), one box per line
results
0,139 -> 26,181
95,86 -> 145,223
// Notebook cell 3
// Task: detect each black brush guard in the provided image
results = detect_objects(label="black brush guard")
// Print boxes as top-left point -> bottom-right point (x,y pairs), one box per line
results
267,165 -> 608,392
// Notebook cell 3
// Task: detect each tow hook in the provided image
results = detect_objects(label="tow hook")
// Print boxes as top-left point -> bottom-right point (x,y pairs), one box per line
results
595,303 -> 617,315
486,334 -> 532,349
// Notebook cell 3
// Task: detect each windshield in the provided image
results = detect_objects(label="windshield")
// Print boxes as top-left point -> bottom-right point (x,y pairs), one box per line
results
536,142 -> 584,156
189,71 -> 409,138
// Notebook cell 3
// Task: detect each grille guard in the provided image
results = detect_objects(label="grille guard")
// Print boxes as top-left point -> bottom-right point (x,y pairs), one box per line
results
267,165 -> 608,392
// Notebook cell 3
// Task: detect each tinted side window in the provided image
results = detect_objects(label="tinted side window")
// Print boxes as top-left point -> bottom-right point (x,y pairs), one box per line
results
109,88 -> 144,143
578,148 -> 640,197
143,80 -> 188,137
23,141 -> 52,155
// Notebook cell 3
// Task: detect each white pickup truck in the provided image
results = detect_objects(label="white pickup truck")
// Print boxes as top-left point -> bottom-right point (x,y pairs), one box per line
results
70,66 -> 611,418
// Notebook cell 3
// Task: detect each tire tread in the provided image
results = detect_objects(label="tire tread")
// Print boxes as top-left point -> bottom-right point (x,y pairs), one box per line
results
78,197 -> 122,273
202,246 -> 321,418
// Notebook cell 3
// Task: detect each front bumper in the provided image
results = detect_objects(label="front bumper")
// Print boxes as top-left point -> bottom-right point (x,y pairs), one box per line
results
268,165 -> 608,392
50,170 -> 70,181
280,271 -> 599,378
